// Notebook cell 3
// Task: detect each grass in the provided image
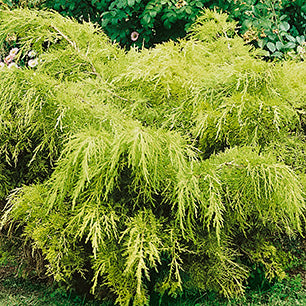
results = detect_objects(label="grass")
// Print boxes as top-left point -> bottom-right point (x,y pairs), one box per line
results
0,272 -> 304,305
0,264 -> 111,306
0,278 -> 105,305
149,274 -> 306,306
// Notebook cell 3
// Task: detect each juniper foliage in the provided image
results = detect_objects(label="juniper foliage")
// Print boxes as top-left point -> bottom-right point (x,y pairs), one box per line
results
0,8 -> 305,305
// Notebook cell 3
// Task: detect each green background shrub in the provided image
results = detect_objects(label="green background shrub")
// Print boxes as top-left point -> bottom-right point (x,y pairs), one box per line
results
1,0 -> 305,59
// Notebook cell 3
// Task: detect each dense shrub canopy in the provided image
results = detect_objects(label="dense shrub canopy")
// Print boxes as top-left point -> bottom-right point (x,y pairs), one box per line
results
0,7 -> 305,305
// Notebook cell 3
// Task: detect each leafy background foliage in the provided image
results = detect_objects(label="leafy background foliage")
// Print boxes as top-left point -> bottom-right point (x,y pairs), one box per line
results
1,0 -> 305,58
0,5 -> 305,306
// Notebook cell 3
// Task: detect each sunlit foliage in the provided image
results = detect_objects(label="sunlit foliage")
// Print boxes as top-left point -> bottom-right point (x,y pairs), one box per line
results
0,8 -> 305,305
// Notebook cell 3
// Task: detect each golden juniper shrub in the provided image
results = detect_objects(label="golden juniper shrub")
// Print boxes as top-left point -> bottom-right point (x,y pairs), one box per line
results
0,8 -> 305,305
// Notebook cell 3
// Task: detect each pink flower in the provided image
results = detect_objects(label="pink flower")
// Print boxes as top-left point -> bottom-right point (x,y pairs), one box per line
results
4,54 -> 13,64
9,47 -> 19,58
131,31 -> 139,42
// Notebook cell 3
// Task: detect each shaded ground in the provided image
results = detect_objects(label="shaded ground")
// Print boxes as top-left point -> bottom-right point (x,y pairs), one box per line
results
0,263 -> 305,306
0,265 -> 106,306
0,236 -> 305,305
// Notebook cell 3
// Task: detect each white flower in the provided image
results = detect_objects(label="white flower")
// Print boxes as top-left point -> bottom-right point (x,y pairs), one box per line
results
9,48 -> 19,58
8,62 -> 19,69
28,58 -> 38,68
0,62 -> 5,69
28,50 -> 37,58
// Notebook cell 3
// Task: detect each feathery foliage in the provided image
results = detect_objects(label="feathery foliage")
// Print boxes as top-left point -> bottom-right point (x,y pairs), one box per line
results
0,7 -> 305,305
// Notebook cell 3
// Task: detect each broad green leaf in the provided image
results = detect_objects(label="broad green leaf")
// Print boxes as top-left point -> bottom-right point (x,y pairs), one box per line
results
257,39 -> 266,49
296,36 -> 305,44
127,0 -> 135,6
142,14 -> 151,25
276,41 -> 283,50
285,34 -> 296,42
271,51 -> 283,58
267,42 -> 276,52
279,21 -> 290,32
285,42 -> 296,49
